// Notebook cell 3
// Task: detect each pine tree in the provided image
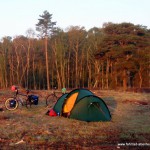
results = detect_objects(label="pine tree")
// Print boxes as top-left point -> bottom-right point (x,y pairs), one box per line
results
36,10 -> 56,90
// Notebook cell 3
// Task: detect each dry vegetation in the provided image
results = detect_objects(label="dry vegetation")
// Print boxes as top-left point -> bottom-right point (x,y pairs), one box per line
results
0,89 -> 150,149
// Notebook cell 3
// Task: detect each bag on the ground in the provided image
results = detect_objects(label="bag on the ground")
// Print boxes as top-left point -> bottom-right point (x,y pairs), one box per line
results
46,109 -> 57,116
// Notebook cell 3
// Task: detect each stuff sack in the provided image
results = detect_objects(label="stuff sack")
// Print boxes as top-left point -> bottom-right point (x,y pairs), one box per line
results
46,109 -> 57,116
9,99 -> 16,108
49,109 -> 57,116
11,85 -> 17,91
29,95 -> 38,105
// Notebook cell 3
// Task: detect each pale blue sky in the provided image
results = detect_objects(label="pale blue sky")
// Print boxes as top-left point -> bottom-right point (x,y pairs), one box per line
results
0,0 -> 149,38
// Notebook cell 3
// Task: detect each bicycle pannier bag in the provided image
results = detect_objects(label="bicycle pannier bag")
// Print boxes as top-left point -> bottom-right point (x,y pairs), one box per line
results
29,95 -> 38,105
9,99 -> 16,107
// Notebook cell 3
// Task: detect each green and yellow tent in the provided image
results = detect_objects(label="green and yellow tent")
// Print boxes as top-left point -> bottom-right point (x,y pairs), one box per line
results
53,88 -> 111,122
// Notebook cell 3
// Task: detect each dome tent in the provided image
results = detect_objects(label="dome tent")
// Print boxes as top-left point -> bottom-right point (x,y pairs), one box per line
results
53,88 -> 111,122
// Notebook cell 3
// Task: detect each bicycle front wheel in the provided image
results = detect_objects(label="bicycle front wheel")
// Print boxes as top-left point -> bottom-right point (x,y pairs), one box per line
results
46,95 -> 57,107
4,98 -> 19,111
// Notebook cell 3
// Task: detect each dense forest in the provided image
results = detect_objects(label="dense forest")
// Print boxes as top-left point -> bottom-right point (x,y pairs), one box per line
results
0,11 -> 150,90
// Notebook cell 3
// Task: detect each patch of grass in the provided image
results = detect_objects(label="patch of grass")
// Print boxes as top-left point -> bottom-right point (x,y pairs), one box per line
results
0,90 -> 149,149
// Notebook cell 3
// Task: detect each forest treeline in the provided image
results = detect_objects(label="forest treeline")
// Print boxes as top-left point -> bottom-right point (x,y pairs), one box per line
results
0,11 -> 150,90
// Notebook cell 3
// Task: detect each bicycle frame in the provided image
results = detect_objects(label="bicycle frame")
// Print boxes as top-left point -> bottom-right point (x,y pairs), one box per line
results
5,87 -> 39,111
14,89 -> 28,103
5,89 -> 31,110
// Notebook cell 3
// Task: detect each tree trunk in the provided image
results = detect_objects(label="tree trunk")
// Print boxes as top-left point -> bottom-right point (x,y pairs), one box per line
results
106,58 -> 109,89
75,50 -> 78,88
123,69 -> 127,91
101,62 -> 104,89
32,53 -> 36,89
138,67 -> 143,88
52,40 -> 62,89
67,50 -> 70,88
45,36 -> 50,90
26,39 -> 31,88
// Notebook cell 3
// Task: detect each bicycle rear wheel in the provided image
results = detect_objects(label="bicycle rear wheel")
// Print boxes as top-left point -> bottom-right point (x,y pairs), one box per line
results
4,98 -> 19,110
46,95 -> 57,107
